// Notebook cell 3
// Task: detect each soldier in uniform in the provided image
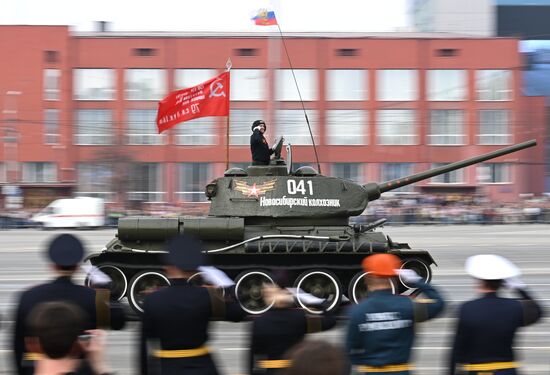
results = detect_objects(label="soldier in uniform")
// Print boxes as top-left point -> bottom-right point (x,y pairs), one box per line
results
139,234 -> 246,375
449,254 -> 542,375
346,254 -> 445,374
250,120 -> 273,165
12,233 -> 126,375
248,281 -> 337,374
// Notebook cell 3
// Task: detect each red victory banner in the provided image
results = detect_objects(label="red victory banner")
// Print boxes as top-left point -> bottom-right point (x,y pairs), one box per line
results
156,71 -> 230,133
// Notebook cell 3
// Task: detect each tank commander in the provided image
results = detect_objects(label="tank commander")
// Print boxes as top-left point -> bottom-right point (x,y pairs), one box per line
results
250,119 -> 274,165
12,233 -> 126,375
139,234 -> 246,374
346,254 -> 445,375
449,254 -> 542,375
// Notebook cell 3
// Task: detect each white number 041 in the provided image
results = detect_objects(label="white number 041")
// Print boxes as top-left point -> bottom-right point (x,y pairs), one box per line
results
287,179 -> 313,195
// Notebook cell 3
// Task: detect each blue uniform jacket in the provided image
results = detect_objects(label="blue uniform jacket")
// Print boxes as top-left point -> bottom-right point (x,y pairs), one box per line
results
449,289 -> 542,375
346,282 -> 444,367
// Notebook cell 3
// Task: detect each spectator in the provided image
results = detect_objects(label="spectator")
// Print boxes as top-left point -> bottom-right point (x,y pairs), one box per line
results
26,301 -> 111,375
281,340 -> 348,375
13,234 -> 126,375
346,254 -> 444,374
248,276 -> 337,374
139,234 -> 246,375
449,254 -> 543,375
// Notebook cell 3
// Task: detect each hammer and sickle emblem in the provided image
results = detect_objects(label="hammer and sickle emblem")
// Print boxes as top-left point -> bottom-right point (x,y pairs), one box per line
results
209,79 -> 226,98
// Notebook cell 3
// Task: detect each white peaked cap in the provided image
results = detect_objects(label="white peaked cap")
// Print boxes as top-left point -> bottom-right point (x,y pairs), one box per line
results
465,254 -> 521,280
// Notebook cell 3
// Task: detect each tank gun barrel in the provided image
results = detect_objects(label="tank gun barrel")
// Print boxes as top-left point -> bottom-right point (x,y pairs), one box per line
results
363,139 -> 537,200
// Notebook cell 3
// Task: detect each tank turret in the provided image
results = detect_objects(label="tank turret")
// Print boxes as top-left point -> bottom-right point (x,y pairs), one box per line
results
88,139 -> 537,316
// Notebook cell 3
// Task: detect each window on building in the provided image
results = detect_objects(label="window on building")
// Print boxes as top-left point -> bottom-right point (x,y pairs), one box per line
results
429,110 -> 465,145
476,70 -> 512,101
127,109 -> 165,145
125,69 -> 166,100
275,109 -> 319,145
44,50 -> 59,63
335,48 -> 359,57
73,69 -> 115,100
326,110 -> 367,145
76,163 -> 114,201
128,163 -> 164,202
174,69 -> 217,89
326,70 -> 367,101
377,110 -> 417,145
175,117 -> 217,145
0,163 -> 5,183
331,163 -> 363,183
430,163 -> 464,183
478,163 -> 511,183
275,69 -> 318,101
230,69 -> 267,101
376,70 -> 417,101
234,48 -> 259,57
44,69 -> 60,100
176,163 -> 212,202
478,110 -> 511,145
133,48 -> 157,57
427,70 -> 466,101
44,109 -> 59,144
229,109 -> 264,145
22,162 -> 57,183
380,163 -> 414,192
74,110 -> 113,145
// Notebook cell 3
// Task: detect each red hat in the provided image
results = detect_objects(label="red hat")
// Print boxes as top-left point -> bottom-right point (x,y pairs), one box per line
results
362,254 -> 401,277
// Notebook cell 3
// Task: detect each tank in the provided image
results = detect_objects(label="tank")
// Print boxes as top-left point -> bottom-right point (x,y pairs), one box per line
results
87,139 -> 537,315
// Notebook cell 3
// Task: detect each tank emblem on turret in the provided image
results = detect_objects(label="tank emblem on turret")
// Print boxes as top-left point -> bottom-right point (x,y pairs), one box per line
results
234,179 -> 276,198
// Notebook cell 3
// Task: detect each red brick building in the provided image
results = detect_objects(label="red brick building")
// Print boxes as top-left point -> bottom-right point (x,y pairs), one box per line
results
0,25 -> 545,209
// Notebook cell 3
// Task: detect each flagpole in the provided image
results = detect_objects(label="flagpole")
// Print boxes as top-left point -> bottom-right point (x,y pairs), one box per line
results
225,58 -> 232,171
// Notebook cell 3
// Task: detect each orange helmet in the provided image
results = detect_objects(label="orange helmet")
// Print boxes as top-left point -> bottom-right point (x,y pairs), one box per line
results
362,254 -> 401,277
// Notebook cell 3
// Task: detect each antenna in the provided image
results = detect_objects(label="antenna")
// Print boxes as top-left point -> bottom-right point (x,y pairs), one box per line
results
275,24 -> 322,174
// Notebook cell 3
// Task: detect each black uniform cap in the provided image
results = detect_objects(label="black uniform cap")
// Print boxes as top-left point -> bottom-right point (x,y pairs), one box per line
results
252,119 -> 266,131
164,234 -> 205,271
47,234 -> 85,267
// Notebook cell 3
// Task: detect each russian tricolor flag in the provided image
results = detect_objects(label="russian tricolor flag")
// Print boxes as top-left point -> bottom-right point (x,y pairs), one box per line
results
252,9 -> 277,26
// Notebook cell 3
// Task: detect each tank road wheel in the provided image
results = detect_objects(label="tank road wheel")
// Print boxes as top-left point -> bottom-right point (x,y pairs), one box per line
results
398,259 -> 432,290
128,271 -> 170,314
295,270 -> 342,314
85,265 -> 128,301
348,271 -> 396,304
235,270 -> 275,315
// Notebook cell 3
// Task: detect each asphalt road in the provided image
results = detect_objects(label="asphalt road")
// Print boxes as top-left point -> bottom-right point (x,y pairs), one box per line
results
0,225 -> 549,374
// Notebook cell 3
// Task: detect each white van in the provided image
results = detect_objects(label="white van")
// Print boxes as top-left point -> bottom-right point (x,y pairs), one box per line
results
31,197 -> 105,229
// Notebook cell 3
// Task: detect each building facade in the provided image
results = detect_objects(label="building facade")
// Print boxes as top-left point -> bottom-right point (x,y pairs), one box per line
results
0,26 -> 546,210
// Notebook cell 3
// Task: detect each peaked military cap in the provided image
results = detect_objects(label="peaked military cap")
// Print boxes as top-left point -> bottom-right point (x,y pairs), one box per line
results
465,254 -> 521,280
164,234 -> 205,271
47,233 -> 85,267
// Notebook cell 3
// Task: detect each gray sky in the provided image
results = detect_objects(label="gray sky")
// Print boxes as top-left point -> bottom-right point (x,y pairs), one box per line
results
1,0 -> 409,32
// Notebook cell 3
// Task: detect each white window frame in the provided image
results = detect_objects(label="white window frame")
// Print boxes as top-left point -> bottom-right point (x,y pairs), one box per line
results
229,109 -> 264,145
275,69 -> 318,101
275,109 -> 319,145
478,163 -> 512,184
125,69 -> 167,101
44,109 -> 60,145
476,70 -> 512,101
230,69 -> 267,101
73,69 -> 116,101
175,117 -> 217,146
376,69 -> 417,101
427,70 -> 467,101
326,69 -> 367,101
175,163 -> 212,203
74,109 -> 114,146
326,109 -> 367,145
174,68 -> 217,90
126,109 -> 166,146
21,162 -> 57,183
376,110 -> 418,145
478,110 -> 512,145
428,110 -> 466,146
429,163 -> 465,184
44,69 -> 60,101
